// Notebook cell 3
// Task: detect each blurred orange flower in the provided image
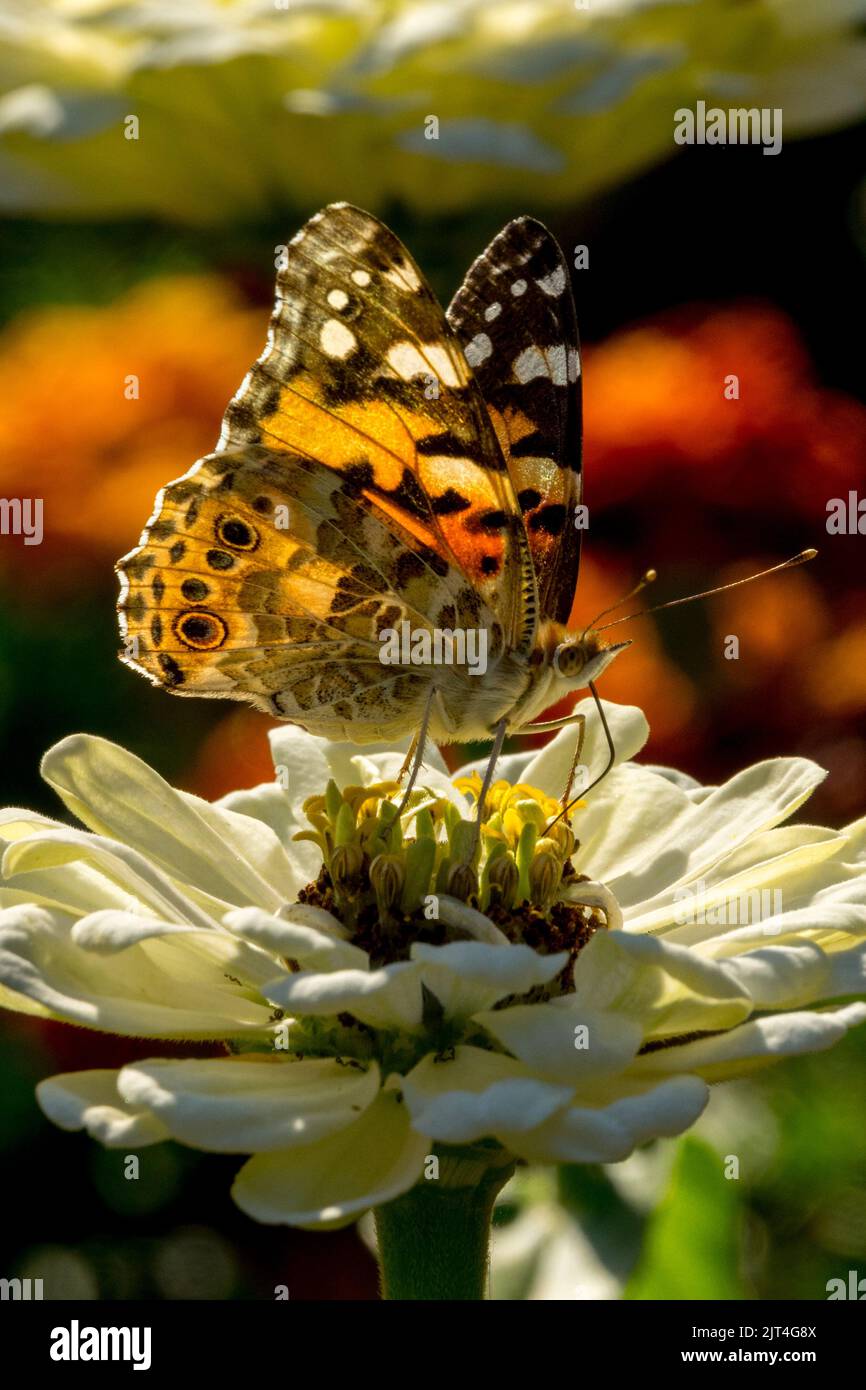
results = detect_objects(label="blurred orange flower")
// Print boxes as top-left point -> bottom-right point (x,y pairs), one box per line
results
585,304 -> 866,521
0,275 -> 264,576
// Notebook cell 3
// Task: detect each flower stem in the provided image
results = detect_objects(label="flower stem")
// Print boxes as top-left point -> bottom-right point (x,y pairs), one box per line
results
374,1149 -> 515,1301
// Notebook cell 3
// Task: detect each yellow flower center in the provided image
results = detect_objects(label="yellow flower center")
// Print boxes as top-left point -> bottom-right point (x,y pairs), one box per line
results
296,772 -> 600,975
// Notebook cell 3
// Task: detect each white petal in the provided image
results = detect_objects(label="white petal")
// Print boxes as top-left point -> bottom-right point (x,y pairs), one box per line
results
475,999 -> 643,1085
561,880 -> 623,931
41,734 -> 301,909
263,961 -> 423,1030
0,808 -> 69,842
37,1069 -> 169,1147
412,941 -> 569,1019
630,824 -> 845,937
402,1046 -> 572,1142
578,757 -> 826,905
702,942 -> 833,1010
435,896 -> 510,945
267,724 -> 333,804
71,910 -> 207,952
826,946 -> 866,997
3,829 -> 220,929
217,782 -> 298,854
449,751 -> 534,785
694,901 -> 866,954
232,1086 -> 428,1229
507,1076 -> 709,1164
118,1056 -> 380,1151
631,1003 -> 866,1082
572,930 -> 752,1036
224,906 -> 368,971
0,903 -> 274,1037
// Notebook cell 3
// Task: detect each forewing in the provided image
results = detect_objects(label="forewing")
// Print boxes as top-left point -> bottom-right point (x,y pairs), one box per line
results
447,217 -> 581,625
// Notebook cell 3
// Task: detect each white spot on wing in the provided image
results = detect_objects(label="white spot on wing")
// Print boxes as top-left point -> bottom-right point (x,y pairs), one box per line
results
568,347 -> 580,382
384,258 -> 422,293
536,266 -> 566,297
546,344 -> 567,386
464,333 -> 493,367
327,288 -> 349,310
513,346 -> 548,383
511,279 -> 527,297
387,341 -> 465,388
512,344 -> 569,386
320,319 -> 357,358
352,269 -> 371,286
484,302 -> 501,321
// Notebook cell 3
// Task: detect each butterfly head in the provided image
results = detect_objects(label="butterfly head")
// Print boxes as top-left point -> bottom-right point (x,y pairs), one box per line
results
550,628 -> 631,689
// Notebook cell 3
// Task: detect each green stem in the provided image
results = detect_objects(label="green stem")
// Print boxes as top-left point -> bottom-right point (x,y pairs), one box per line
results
374,1148 -> 515,1301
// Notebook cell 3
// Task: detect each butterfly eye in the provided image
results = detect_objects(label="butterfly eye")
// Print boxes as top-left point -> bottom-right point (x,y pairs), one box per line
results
215,515 -> 260,551
553,642 -> 585,677
174,611 -> 228,651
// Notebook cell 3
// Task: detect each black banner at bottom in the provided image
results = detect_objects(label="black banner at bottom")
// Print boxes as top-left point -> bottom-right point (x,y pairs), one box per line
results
0,1298 -> 861,1374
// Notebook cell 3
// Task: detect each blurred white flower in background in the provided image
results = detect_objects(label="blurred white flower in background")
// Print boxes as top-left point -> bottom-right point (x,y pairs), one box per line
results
0,0 -> 864,221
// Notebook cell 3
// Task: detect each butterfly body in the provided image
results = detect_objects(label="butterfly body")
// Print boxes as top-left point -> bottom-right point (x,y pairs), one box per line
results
117,205 -> 628,745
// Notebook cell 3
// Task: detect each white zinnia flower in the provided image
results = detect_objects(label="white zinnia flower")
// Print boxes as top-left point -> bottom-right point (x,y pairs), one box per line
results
0,698 -> 864,1236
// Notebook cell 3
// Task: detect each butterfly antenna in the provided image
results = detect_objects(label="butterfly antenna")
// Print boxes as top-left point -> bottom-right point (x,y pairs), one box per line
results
545,682 -> 615,833
582,569 -> 657,635
596,549 -> 817,633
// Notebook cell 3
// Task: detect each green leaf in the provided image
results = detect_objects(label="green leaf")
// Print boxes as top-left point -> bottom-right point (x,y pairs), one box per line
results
624,1137 -> 745,1300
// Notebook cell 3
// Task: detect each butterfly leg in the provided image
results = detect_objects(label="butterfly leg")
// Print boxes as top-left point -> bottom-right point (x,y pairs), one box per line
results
560,714 -> 587,809
397,734 -> 419,783
395,685 -> 437,819
519,709 -> 588,802
465,717 -> 508,864
545,683 -> 616,832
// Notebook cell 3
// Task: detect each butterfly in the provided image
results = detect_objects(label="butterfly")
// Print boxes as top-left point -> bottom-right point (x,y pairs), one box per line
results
116,203 -> 630,753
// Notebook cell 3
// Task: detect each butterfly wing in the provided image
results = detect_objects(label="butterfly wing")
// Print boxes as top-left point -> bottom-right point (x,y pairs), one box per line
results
117,204 -> 541,741
447,217 -> 581,626
117,445 -> 506,741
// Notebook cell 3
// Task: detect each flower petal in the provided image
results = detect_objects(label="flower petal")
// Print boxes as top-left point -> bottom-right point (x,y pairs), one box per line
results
630,824 -> 845,936
37,1069 -> 169,1147
402,1045 -> 573,1142
435,896 -> 510,945
41,734 -> 301,909
0,903 -> 274,1037
703,942 -> 832,1010
3,829 -> 220,928
572,930 -> 752,1037
231,1086 -> 428,1229
118,1056 -> 381,1151
631,1003 -> 866,1082
224,906 -> 368,972
506,1076 -> 709,1164
475,999 -> 643,1085
263,961 -> 423,1030
412,941 -> 569,1018
579,757 -> 826,904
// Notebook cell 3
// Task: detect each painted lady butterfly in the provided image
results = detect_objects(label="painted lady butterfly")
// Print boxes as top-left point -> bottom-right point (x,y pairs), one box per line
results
116,204 -> 630,753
